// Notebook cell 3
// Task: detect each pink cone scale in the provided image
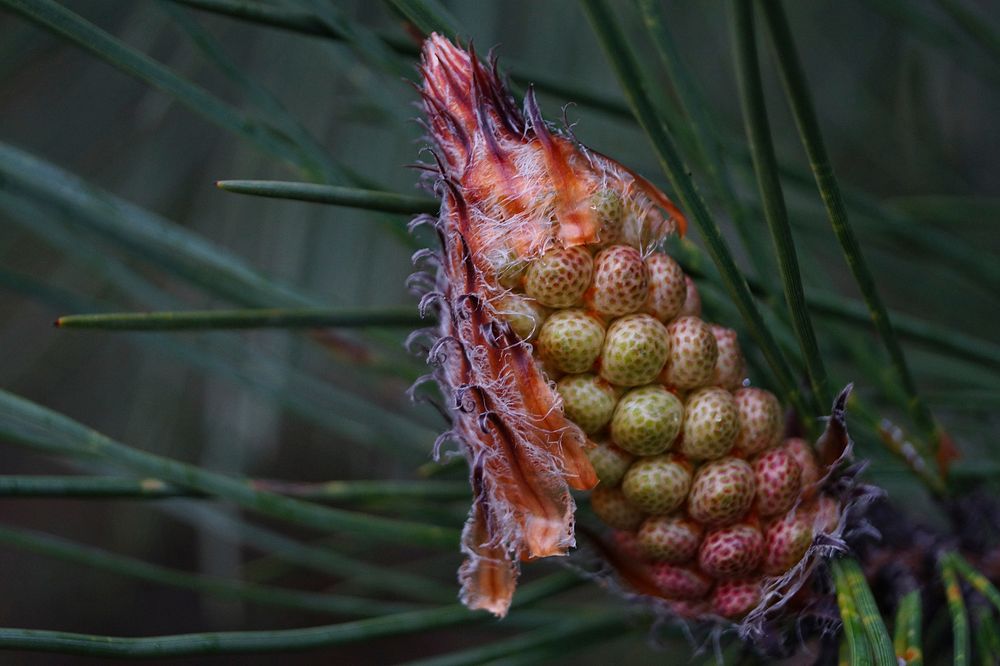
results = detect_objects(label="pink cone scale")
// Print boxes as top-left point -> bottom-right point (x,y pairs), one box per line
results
733,387 -> 784,456
637,515 -> 703,563
698,523 -> 764,578
687,457 -> 755,526
643,253 -> 686,322
663,316 -> 719,389
712,578 -> 762,619
587,245 -> 649,317
752,448 -> 802,517
524,246 -> 593,308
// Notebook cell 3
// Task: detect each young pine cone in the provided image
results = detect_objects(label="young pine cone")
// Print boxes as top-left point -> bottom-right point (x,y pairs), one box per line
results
412,35 -> 847,626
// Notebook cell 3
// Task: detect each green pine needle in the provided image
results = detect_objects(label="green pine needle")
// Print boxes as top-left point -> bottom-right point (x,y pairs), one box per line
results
833,559 -> 875,666
55,307 -> 424,331
945,553 -> 1000,616
0,525 -> 419,618
940,556 -> 971,666
217,180 -> 439,214
0,575 -> 577,657
838,558 -> 898,666
758,0 -> 942,459
0,475 -> 468,502
730,0 -> 830,408
0,389 -> 458,548
894,590 -> 924,666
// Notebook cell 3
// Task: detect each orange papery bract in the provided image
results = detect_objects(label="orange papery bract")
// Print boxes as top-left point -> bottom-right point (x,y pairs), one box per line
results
413,34 -> 686,616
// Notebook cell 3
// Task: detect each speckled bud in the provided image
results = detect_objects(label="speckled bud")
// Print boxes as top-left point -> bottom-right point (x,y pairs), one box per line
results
733,387 -> 783,456
679,387 -> 739,460
643,252 -> 686,322
709,324 -> 746,391
590,485 -> 644,531
537,309 -> 604,374
752,448 -> 802,517
712,578 -> 762,619
610,385 -> 683,456
663,316 -> 718,390
599,314 -> 670,387
621,454 -> 692,516
698,523 -> 764,579
586,245 -> 649,317
637,515 -> 703,563
678,275 -> 701,317
524,246 -> 593,308
687,457 -> 755,526
556,374 -> 617,435
586,441 -> 634,487
494,293 -> 547,342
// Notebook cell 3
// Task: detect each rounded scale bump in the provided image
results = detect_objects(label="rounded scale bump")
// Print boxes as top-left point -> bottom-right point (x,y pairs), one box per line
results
752,448 -> 802,518
621,454 -> 692,516
610,385 -> 683,456
587,244 -> 649,317
762,506 -> 814,575
586,441 -> 634,487
556,374 -> 617,435
537,309 -> 605,374
663,316 -> 719,390
679,387 -> 739,461
650,562 -> 713,600
524,246 -> 593,308
698,523 -> 764,579
712,578 -> 762,619
637,515 -> 703,563
708,324 -> 746,391
733,387 -> 784,456
590,485 -> 644,531
599,314 -> 670,387
643,252 -> 686,322
687,457 -> 755,526
783,437 -> 821,499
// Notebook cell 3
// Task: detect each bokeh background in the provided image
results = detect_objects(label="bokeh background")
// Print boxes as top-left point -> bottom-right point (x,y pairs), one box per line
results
0,0 -> 998,663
